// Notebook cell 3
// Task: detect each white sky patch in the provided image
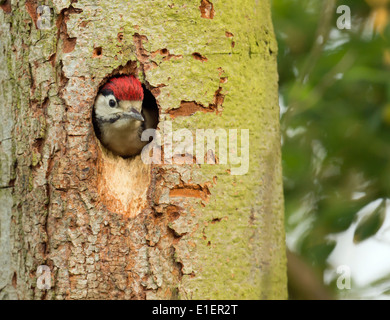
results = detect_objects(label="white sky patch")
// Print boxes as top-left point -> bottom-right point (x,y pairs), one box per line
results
292,66 -> 299,77
352,192 -> 366,200
286,194 -> 317,252
317,35 -> 324,45
325,199 -> 390,297
279,95 -> 288,118
286,126 -> 306,138
286,215 -> 315,253
312,140 -> 327,176
324,28 -> 350,51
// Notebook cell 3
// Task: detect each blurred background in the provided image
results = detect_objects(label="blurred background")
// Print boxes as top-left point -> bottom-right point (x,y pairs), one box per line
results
271,0 -> 390,299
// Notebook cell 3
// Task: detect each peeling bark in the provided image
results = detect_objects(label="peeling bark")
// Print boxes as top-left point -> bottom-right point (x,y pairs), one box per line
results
0,0 -> 286,300
199,0 -> 215,19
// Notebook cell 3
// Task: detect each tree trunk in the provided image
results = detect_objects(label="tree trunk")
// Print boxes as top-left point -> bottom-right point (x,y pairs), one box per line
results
0,0 -> 287,299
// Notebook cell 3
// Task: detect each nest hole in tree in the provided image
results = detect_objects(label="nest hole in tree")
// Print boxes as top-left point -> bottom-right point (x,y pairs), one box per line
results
91,68 -> 160,218
92,46 -> 102,58
92,75 -> 159,159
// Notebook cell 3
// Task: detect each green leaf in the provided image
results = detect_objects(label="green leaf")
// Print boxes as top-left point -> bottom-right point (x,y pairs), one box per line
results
353,199 -> 387,244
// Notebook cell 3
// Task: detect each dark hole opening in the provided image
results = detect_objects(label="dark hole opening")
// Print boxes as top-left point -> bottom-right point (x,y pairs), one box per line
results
93,47 -> 102,57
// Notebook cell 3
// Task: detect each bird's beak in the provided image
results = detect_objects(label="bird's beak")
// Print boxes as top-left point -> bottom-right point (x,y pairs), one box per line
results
123,108 -> 144,122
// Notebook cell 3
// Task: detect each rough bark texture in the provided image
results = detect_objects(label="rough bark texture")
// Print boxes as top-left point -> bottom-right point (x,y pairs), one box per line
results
0,0 -> 287,299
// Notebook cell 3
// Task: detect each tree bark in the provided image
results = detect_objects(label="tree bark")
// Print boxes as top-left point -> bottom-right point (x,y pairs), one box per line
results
0,0 -> 287,299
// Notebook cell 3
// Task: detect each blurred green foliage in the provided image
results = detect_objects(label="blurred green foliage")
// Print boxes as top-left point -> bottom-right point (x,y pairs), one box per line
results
272,0 -> 390,274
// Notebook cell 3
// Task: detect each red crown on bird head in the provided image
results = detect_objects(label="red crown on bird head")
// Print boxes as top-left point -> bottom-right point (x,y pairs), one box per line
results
102,75 -> 144,101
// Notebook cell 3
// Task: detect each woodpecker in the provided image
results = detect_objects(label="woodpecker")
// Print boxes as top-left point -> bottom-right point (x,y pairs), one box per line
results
93,75 -> 158,157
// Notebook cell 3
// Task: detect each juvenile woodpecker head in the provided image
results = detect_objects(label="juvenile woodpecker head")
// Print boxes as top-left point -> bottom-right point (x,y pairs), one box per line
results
93,75 -> 157,157
94,75 -> 144,123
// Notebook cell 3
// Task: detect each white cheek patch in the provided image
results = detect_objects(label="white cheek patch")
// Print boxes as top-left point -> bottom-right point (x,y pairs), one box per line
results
95,94 -> 121,120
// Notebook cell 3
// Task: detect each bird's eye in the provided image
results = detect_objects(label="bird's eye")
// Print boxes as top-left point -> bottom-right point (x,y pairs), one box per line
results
109,99 -> 116,107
